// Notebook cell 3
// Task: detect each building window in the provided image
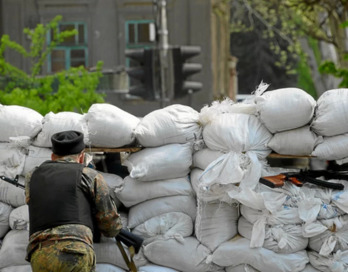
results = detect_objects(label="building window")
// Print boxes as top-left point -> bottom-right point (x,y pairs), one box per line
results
125,20 -> 155,50
47,22 -> 88,73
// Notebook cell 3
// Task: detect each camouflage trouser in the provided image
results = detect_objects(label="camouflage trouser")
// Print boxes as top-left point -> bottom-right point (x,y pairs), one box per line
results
30,240 -> 96,272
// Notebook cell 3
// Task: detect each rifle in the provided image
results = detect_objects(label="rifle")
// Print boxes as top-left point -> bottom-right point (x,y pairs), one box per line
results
0,175 -> 24,189
1,175 -> 143,272
260,170 -> 345,190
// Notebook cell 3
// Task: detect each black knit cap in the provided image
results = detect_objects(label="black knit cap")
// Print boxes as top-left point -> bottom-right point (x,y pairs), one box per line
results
51,130 -> 85,156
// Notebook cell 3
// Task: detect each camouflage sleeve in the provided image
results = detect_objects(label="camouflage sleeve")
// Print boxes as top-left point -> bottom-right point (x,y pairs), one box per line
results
25,168 -> 37,204
83,168 -> 122,237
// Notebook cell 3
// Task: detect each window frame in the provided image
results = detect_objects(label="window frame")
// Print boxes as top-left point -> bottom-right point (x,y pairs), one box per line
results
47,21 -> 88,73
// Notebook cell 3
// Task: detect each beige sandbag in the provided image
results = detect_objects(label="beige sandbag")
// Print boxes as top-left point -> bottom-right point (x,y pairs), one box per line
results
0,201 -> 13,238
86,103 -> 139,148
9,204 -> 29,231
143,236 -> 224,272
32,111 -> 89,147
255,87 -> 316,133
0,230 -> 29,269
134,104 -> 201,147
0,105 -> 42,142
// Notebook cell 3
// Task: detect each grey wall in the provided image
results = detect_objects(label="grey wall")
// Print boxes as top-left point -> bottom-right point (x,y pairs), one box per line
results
1,0 -> 213,116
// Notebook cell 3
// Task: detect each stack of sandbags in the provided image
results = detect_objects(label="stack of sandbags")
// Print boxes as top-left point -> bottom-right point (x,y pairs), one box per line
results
253,86 -> 320,156
117,104 -> 222,272
311,89 -> 348,160
85,103 -> 140,148
198,97 -> 272,191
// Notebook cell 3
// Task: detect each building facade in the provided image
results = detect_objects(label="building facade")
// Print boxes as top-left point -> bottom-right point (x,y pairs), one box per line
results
0,0 -> 233,116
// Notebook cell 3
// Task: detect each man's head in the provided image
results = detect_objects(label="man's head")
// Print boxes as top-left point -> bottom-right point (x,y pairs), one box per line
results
51,130 -> 85,163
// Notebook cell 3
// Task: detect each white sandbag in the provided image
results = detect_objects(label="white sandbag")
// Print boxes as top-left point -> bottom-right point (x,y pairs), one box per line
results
0,201 -> 13,238
199,97 -> 257,127
267,126 -> 322,155
99,172 -> 123,208
94,236 -> 148,270
127,195 -> 197,229
0,265 -> 32,272
0,105 -> 42,142
0,142 -> 26,178
190,167 -> 237,202
255,87 -> 316,133
311,89 -> 348,136
238,216 -> 308,254
225,264 -> 259,272
22,145 -> 51,176
86,103 -> 139,148
308,215 -> 348,256
123,143 -> 192,182
32,111 -> 89,147
240,204 -> 302,248
312,134 -> 348,160
195,199 -> 239,251
132,212 -> 193,244
0,175 -> 26,208
202,113 -> 272,159
199,151 -> 266,190
308,250 -> 348,272
192,148 -> 224,170
134,104 -> 201,147
9,204 -> 29,231
209,236 -> 309,272
139,264 -> 180,272
115,176 -> 192,207
0,230 -> 29,268
96,264 -> 126,272
143,236 -> 224,272
226,263 -> 320,272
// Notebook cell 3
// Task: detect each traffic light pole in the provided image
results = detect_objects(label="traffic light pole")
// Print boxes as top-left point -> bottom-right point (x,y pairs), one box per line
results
155,0 -> 173,108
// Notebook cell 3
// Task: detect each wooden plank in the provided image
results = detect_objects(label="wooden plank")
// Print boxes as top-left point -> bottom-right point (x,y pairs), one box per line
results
85,147 -> 142,153
267,153 -> 314,159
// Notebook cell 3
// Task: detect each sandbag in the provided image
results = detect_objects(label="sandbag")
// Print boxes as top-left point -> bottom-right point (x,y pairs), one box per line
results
312,134 -> 348,160
202,113 -> 272,159
123,143 -> 192,182
94,236 -> 148,270
209,236 -> 308,272
96,263 -> 126,272
195,199 -> 239,251
267,126 -> 322,155
143,236 -> 224,272
85,103 -> 139,148
32,111 -> 89,147
0,175 -> 26,208
22,146 -> 51,176
0,230 -> 29,269
0,201 -> 13,238
308,250 -> 348,272
132,212 -> 193,244
9,204 -> 29,231
127,195 -> 197,229
238,216 -> 308,254
115,176 -> 192,207
311,89 -> 348,136
192,148 -> 224,170
0,105 -> 42,142
139,264 -> 180,271
255,87 -> 316,133
134,104 -> 202,147
0,142 -> 27,179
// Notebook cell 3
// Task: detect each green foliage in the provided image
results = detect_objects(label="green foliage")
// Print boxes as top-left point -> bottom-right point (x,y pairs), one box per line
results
319,60 -> 348,87
0,15 -> 105,115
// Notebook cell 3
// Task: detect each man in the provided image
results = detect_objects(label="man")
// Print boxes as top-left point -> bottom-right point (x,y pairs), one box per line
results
25,130 -> 122,272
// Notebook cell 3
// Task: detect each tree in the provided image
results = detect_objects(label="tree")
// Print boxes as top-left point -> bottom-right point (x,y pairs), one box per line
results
0,15 -> 105,115
230,0 -> 348,95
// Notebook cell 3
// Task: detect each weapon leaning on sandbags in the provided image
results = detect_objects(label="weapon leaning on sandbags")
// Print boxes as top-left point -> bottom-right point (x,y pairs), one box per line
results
0,175 -> 143,272
260,169 -> 345,190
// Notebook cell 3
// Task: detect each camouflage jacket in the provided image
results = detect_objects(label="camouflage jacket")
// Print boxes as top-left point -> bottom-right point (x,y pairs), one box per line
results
25,157 -> 122,261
